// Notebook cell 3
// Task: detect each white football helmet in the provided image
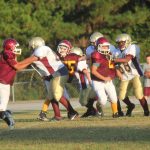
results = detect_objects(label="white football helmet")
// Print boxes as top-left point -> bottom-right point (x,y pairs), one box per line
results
90,32 -> 103,45
57,40 -> 72,57
116,33 -> 132,50
71,47 -> 83,56
29,37 -> 45,49
96,37 -> 110,55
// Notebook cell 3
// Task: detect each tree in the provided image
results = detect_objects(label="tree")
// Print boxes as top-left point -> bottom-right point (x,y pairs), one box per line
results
0,0 -> 149,62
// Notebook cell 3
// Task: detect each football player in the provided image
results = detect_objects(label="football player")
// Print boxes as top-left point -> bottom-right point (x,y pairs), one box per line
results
86,32 -> 124,116
67,47 -> 98,117
91,37 -> 119,118
57,40 -> 98,117
57,41 -> 98,117
28,37 -> 78,121
0,38 -> 36,129
143,54 -> 150,100
86,32 -> 104,62
114,33 -> 149,116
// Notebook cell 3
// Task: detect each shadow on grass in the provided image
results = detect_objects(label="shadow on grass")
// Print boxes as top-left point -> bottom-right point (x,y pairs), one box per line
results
0,126 -> 150,143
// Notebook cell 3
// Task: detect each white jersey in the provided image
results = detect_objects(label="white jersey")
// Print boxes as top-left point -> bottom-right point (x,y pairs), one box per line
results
33,45 -> 67,76
86,45 -> 95,59
110,45 -> 118,55
114,44 -> 143,81
75,60 -> 90,90
143,63 -> 150,87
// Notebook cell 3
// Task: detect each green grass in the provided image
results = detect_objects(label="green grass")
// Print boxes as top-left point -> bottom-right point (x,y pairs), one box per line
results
0,106 -> 150,150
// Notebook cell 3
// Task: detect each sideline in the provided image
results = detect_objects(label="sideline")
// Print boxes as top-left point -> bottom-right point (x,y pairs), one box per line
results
7,96 -> 149,112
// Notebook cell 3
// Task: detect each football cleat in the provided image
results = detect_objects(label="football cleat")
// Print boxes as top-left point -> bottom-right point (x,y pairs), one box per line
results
118,111 -> 124,117
96,103 -> 104,117
81,108 -> 97,118
126,103 -> 135,117
1,110 -> 15,130
144,111 -> 149,116
68,111 -> 79,120
112,112 -> 119,118
37,111 -> 49,121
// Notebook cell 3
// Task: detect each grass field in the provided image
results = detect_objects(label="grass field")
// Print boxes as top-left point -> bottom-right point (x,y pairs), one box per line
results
0,105 -> 150,150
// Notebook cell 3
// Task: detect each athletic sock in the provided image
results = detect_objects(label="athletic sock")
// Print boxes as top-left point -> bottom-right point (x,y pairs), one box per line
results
111,102 -> 118,114
59,96 -> 75,113
117,99 -> 122,112
51,99 -> 61,117
139,97 -> 149,112
86,98 -> 95,110
122,97 -> 133,106
42,99 -> 51,112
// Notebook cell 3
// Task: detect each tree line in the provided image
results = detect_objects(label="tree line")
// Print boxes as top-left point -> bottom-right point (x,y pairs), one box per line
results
0,0 -> 150,62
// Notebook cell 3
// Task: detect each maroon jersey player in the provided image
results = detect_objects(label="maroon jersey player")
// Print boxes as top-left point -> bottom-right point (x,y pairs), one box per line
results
0,38 -> 36,129
91,37 -> 119,118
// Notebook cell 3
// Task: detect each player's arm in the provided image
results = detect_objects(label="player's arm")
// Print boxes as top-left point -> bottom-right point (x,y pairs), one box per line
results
144,71 -> 150,78
78,55 -> 86,61
114,55 -> 133,63
82,69 -> 92,84
91,63 -> 111,81
13,55 -> 38,71
116,69 -> 123,80
77,60 -> 92,84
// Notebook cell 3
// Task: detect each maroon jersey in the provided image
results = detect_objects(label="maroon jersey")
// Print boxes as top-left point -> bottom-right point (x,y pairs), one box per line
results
59,53 -> 80,82
91,51 -> 116,81
0,51 -> 17,85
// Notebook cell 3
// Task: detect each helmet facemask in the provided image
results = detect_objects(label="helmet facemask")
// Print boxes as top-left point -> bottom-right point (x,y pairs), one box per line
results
97,43 -> 110,55
13,43 -> 22,55
57,40 -> 72,57
57,44 -> 70,57
116,34 -> 132,50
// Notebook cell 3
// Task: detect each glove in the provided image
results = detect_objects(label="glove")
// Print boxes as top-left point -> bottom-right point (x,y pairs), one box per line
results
44,75 -> 53,81
106,53 -> 114,61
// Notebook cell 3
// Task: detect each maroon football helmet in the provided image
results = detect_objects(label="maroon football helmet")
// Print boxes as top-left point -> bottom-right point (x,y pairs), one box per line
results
3,38 -> 22,55
57,40 -> 72,57
96,37 -> 110,55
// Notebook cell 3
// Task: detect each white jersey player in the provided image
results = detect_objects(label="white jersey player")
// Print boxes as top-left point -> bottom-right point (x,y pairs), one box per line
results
28,37 -> 78,121
114,33 -> 149,116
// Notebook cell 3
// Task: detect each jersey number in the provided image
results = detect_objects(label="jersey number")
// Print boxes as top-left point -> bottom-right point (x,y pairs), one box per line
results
63,60 -> 76,75
108,60 -> 115,69
118,63 -> 131,73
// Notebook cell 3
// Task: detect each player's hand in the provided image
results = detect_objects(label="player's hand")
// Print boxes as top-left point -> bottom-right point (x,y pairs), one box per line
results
106,53 -> 114,61
144,71 -> 150,78
43,75 -> 53,81
89,81 -> 93,88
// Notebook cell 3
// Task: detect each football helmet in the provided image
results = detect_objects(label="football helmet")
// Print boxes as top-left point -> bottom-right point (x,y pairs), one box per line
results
3,38 -> 22,55
71,47 -> 83,56
116,33 -> 132,50
96,37 -> 110,55
57,40 -> 72,57
90,32 -> 103,45
29,37 -> 45,50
